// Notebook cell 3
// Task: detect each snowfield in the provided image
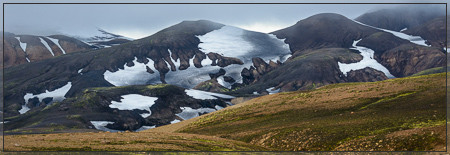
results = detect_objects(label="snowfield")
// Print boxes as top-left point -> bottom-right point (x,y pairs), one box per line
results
39,37 -> 55,56
352,20 -> 429,47
338,40 -> 395,78
185,89 -> 235,100
175,107 -> 217,120
266,87 -> 281,94
135,125 -> 156,132
109,94 -> 158,118
15,37 -> 27,52
103,25 -> 292,89
104,57 -> 160,86
90,121 -> 155,132
21,82 -> 72,114
170,119 -> 181,124
90,121 -> 123,132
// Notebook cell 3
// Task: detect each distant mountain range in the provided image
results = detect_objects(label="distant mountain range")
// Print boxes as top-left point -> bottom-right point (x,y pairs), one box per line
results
1,29 -> 132,68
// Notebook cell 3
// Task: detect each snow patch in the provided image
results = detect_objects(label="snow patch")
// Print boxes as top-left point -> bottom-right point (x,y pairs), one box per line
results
170,119 -> 181,124
109,94 -> 158,118
175,107 -> 216,120
338,40 -> 395,78
78,68 -> 83,75
15,37 -> 27,52
215,105 -> 224,110
18,105 -> 30,114
353,20 -> 429,46
167,49 -> 181,69
90,121 -> 123,132
217,76 -> 232,89
26,57 -> 30,62
135,125 -> 155,132
266,87 -> 280,94
46,37 -> 67,54
39,37 -> 54,56
400,28 -> 408,32
253,91 -> 259,95
185,89 -> 234,100
21,82 -> 72,114
104,57 -> 159,86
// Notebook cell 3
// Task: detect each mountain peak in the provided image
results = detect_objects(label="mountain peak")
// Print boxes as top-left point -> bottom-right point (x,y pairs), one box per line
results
271,13 -> 379,54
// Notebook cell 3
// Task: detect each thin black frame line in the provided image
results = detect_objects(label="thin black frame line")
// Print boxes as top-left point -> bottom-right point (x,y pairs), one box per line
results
2,2 -> 448,4
2,2 -> 4,153
1,2 -> 448,153
445,2 -> 448,153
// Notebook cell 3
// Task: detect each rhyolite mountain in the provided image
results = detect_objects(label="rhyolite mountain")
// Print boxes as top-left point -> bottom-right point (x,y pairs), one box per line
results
3,13 -> 446,133
1,32 -> 93,68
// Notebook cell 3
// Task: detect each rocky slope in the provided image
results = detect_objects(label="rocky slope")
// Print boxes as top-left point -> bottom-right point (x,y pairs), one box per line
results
271,13 -> 379,55
4,84 -> 233,133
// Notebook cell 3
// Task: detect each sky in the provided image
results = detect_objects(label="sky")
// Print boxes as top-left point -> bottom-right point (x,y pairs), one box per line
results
2,0 -> 448,39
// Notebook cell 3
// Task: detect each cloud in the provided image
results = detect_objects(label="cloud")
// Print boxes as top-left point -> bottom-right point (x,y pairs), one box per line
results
3,3 -> 445,39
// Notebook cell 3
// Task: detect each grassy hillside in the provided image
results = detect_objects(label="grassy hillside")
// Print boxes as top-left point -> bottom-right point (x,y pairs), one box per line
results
178,73 -> 446,151
4,73 -> 446,151
4,132 -> 267,151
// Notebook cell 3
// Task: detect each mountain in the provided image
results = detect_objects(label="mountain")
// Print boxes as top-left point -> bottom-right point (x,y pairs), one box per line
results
73,28 -> 133,49
229,13 -> 445,92
1,32 -> 92,68
355,5 -> 445,32
3,20 -> 291,118
271,13 -> 379,55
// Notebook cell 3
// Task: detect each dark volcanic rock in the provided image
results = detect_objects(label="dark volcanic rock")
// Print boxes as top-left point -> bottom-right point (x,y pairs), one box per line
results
233,48 -> 363,94
223,76 -> 235,83
379,44 -> 446,77
357,32 -> 410,58
241,57 -> 281,85
346,67 -> 388,82
271,13 -> 379,55
207,52 -> 244,67
41,97 -> 54,105
209,68 -> 226,79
